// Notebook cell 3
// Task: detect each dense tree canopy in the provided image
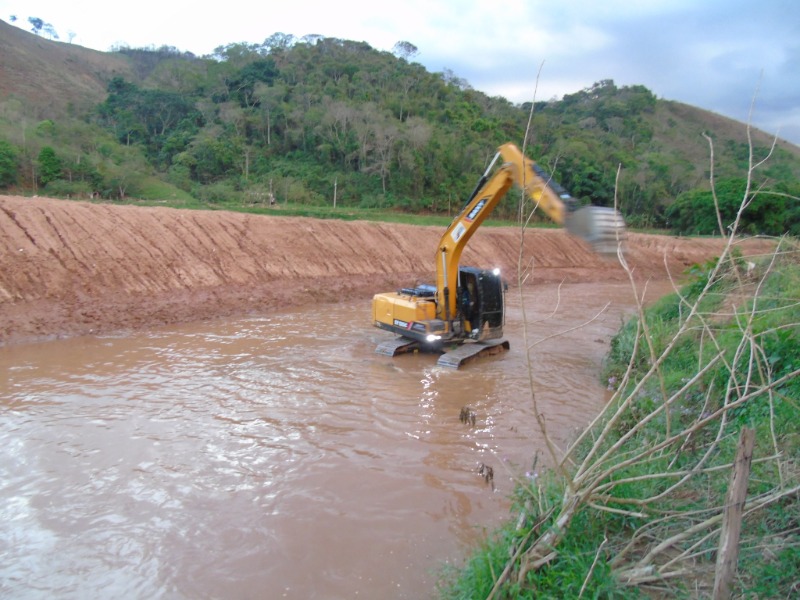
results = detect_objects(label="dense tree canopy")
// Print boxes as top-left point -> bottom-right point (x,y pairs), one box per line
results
666,178 -> 800,236
1,34 -> 798,232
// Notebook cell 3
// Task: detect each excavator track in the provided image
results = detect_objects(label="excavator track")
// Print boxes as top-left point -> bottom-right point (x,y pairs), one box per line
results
375,337 -> 421,357
436,339 -> 510,369
375,336 -> 510,368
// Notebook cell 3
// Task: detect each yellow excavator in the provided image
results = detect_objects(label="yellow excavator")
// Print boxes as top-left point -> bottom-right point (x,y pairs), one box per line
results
372,142 -> 625,368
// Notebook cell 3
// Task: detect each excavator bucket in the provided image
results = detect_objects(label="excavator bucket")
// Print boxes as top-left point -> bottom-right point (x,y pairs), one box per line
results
565,206 -> 626,258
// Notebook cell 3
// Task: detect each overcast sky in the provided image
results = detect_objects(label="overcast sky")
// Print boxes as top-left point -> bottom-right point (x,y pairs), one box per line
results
4,0 -> 799,144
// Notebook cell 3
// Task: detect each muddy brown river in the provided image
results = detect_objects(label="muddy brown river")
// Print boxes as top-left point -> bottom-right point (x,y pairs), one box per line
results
0,281 -> 668,599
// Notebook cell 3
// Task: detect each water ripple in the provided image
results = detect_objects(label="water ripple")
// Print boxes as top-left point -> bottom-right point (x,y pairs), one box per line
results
0,284 -> 642,599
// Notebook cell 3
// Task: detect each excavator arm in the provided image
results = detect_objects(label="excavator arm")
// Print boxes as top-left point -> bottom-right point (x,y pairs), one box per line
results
434,150 -> 515,323
498,142 -> 572,225
435,143 -> 624,322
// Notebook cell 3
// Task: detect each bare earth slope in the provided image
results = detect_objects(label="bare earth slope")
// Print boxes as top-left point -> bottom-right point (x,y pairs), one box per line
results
0,196 -> 772,345
0,19 -> 135,120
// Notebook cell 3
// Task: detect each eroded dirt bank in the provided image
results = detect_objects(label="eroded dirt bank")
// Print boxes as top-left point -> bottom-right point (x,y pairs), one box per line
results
0,195 -> 771,345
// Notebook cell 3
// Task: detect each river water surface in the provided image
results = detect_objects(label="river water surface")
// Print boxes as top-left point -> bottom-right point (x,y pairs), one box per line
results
0,281 -> 665,599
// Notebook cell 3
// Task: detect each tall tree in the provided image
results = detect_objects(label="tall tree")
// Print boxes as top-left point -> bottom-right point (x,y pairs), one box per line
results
254,83 -> 286,146
392,41 -> 419,61
27,17 -> 43,34
0,140 -> 18,187
37,146 -> 63,186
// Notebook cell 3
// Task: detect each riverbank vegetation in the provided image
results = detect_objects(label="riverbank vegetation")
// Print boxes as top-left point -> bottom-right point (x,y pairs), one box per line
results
438,139 -> 800,597
440,242 -> 799,598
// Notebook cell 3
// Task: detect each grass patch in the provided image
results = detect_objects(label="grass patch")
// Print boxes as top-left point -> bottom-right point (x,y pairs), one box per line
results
134,176 -> 197,205
438,242 -> 800,599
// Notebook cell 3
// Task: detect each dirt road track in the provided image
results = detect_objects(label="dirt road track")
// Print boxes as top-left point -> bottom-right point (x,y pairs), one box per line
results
0,195 -> 773,346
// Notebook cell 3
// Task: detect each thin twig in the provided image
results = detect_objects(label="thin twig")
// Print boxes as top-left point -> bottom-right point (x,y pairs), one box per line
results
578,535 -> 608,598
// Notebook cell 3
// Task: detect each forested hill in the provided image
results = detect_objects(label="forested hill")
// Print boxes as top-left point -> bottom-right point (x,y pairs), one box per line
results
1,19 -> 799,233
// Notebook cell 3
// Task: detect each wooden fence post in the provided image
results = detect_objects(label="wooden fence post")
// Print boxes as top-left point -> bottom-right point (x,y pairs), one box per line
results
713,426 -> 755,600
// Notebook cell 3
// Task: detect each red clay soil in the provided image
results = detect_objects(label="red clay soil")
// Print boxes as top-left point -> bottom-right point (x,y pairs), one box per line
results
0,195 -> 775,346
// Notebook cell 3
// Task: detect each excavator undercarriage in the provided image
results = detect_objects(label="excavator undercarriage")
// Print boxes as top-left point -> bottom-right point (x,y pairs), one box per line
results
374,267 -> 511,368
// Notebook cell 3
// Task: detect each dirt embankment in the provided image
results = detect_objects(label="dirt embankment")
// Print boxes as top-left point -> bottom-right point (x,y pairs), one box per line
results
0,195 -> 773,346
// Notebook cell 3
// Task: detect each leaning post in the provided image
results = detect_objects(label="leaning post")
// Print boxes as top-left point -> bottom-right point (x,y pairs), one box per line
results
712,427 -> 755,600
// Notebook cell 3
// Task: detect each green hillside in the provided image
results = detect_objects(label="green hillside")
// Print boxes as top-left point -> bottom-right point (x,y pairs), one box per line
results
1,20 -> 798,233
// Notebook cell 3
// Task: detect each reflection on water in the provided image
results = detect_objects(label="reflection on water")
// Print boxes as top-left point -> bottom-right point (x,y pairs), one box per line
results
0,282 -> 655,599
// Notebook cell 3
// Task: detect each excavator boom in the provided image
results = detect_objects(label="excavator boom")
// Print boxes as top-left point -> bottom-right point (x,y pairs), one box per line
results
435,143 -> 624,321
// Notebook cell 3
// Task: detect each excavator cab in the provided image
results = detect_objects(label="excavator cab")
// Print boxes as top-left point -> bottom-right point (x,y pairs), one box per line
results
457,267 -> 504,340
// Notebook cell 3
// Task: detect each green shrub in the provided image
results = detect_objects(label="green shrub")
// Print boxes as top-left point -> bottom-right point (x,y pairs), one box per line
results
42,179 -> 93,198
38,146 -> 63,186
194,181 -> 242,204
0,138 -> 18,187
